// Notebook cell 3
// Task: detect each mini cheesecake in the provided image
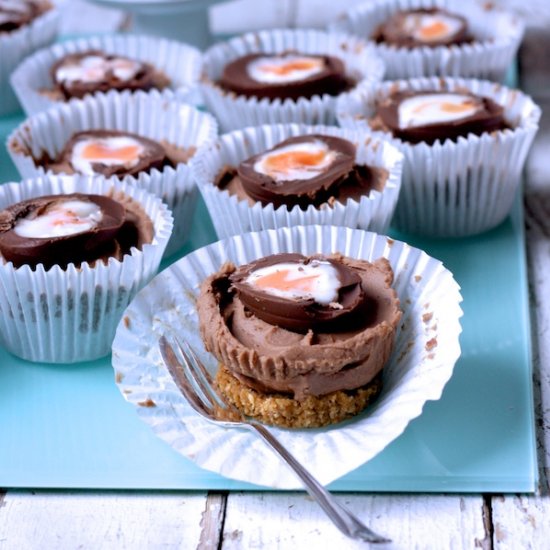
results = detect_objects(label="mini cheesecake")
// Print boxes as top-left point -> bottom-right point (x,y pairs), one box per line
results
0,192 -> 153,270
0,0 -> 50,33
41,130 -> 194,179
371,89 -> 509,144
215,134 -> 388,209
197,253 -> 402,428
218,52 -> 353,101
373,8 -> 471,48
50,50 -> 169,100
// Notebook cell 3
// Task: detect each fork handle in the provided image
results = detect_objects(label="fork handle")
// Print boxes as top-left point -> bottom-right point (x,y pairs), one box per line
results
248,422 -> 390,544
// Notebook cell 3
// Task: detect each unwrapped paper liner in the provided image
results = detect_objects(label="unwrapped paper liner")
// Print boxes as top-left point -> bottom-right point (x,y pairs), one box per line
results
111,225 -> 463,489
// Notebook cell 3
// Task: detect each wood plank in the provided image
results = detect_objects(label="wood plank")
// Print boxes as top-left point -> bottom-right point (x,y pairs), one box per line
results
0,490 -> 210,550
220,492 -> 488,548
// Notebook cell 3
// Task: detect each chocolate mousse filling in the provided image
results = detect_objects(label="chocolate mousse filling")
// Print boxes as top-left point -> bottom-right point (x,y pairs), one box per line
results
373,8 -> 471,48
371,90 -> 509,144
48,50 -> 170,101
0,192 -> 153,270
218,52 -> 354,101
36,130 -> 193,179
216,135 -> 388,209
198,253 -> 402,401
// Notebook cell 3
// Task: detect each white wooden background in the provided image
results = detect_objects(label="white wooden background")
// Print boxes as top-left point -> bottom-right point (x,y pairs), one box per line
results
1,2 -> 549,548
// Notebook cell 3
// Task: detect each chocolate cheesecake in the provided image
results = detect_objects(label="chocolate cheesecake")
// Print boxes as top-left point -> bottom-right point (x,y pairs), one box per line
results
40,130 -> 194,178
373,8 -> 471,48
0,192 -> 153,270
218,52 -> 353,101
197,253 -> 402,428
49,50 -> 170,100
370,89 -> 509,144
215,134 -> 388,209
0,0 -> 50,33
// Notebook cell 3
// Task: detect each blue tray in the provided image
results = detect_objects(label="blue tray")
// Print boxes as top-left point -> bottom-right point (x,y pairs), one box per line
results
0,112 -> 537,493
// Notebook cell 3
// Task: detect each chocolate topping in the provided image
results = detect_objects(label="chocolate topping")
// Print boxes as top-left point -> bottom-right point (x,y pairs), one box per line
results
51,50 -> 160,100
0,193 -> 149,270
0,0 -> 47,33
56,130 -> 171,178
373,8 -> 471,48
218,52 -> 352,101
236,135 -> 365,209
229,253 -> 369,332
374,90 -> 509,144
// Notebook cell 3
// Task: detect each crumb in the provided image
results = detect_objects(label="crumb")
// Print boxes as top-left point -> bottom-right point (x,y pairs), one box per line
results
425,338 -> 438,351
138,398 -> 157,407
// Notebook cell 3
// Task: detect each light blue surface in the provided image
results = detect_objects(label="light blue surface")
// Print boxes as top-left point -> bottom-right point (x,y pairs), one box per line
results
0,112 -> 537,493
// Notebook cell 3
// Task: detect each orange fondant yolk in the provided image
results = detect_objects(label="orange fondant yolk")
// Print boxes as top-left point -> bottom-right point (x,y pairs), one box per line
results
253,269 -> 320,294
413,100 -> 476,114
51,209 -> 87,226
264,150 -> 326,174
258,59 -> 321,76
81,142 -> 141,163
419,20 -> 450,40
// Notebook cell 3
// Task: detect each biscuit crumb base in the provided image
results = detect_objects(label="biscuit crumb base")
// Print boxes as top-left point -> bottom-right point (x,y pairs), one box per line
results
215,366 -> 382,429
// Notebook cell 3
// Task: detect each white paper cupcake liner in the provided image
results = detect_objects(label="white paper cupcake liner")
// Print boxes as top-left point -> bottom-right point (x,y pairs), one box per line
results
10,33 -> 202,116
111,224 -> 463,489
337,77 -> 541,237
7,89 -> 217,257
0,174 -> 173,363
0,2 -> 60,115
329,0 -> 524,81
198,28 -> 385,132
191,123 -> 403,239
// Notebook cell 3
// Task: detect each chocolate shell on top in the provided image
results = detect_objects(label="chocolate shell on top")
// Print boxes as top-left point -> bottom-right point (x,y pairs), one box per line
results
236,134 -> 358,209
373,8 -> 471,49
55,130 -> 171,178
51,50 -> 159,100
374,90 -> 509,144
0,193 -> 144,270
218,52 -> 351,101
229,253 -> 370,333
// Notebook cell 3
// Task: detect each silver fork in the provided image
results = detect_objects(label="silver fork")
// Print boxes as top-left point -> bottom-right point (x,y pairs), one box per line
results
158,333 -> 391,544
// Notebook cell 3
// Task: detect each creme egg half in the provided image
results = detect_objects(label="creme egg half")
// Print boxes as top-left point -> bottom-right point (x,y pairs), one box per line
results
247,55 -> 325,84
398,92 -> 480,129
245,259 -> 341,305
55,54 -> 141,85
14,199 -> 103,239
403,12 -> 463,44
253,140 -> 337,182
70,136 -> 145,175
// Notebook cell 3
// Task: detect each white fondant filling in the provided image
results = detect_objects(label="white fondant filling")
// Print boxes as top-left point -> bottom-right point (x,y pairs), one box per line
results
246,260 -> 341,305
70,136 -> 145,175
14,199 -> 103,239
254,140 -> 337,182
247,55 -> 325,84
403,12 -> 463,43
55,55 -> 141,85
398,93 -> 480,129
